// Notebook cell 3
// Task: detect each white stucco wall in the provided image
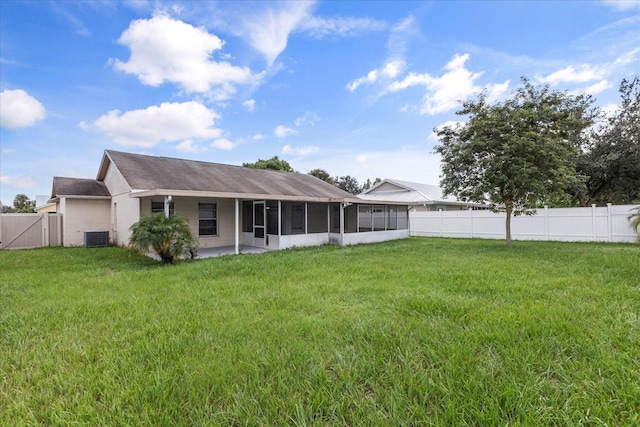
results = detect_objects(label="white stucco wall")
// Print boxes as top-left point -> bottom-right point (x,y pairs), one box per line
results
102,162 -> 138,246
60,198 -> 111,246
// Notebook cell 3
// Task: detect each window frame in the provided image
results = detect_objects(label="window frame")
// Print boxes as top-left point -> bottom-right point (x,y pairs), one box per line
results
198,202 -> 218,237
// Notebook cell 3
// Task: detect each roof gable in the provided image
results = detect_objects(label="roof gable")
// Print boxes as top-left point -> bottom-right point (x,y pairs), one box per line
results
51,177 -> 110,199
101,150 -> 353,201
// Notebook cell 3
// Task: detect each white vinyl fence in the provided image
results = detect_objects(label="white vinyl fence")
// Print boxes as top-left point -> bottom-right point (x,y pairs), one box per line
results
410,204 -> 639,243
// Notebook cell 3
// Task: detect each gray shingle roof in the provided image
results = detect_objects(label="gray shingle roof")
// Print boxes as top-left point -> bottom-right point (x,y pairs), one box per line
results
51,177 -> 110,199
102,150 -> 353,201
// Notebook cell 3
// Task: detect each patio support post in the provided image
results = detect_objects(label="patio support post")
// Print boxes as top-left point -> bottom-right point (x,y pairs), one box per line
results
278,201 -> 282,236
164,195 -> 172,218
340,203 -> 345,245
235,198 -> 240,255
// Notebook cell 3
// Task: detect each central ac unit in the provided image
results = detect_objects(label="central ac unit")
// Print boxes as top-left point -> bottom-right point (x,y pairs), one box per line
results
84,231 -> 109,248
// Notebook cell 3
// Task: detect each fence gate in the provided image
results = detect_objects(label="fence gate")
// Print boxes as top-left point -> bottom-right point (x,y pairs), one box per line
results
0,213 -> 62,249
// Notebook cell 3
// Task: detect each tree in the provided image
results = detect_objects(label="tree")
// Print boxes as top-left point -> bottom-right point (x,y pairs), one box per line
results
243,156 -> 294,172
308,168 -> 335,184
335,175 -> 361,195
575,76 -> 640,206
629,207 -> 640,243
435,77 -> 596,248
13,194 -> 35,213
128,213 -> 198,264
362,178 -> 382,191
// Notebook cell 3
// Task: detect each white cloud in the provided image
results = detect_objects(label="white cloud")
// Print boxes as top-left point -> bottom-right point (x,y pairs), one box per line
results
0,174 -> 36,189
282,144 -> 319,157
0,89 -> 45,129
87,101 -> 222,147
387,53 -> 507,115
243,99 -> 256,112
294,111 -> 320,127
583,79 -> 612,95
347,59 -> 406,92
176,139 -> 206,153
240,2 -> 314,66
538,65 -> 605,86
600,0 -> 640,11
112,14 -> 257,95
253,133 -> 267,140
298,16 -> 387,37
274,125 -> 298,138
211,138 -> 237,150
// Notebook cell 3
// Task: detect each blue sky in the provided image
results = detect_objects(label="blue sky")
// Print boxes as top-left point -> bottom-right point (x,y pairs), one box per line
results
1,0 -> 639,206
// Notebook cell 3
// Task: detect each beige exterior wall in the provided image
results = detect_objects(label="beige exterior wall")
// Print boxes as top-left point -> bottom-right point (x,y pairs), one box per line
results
142,197 -> 238,248
60,198 -> 111,246
102,161 -> 138,246
36,203 -> 57,213
111,194 -> 139,246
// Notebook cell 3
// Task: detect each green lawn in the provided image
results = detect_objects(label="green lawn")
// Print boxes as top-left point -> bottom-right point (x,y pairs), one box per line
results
1,238 -> 639,426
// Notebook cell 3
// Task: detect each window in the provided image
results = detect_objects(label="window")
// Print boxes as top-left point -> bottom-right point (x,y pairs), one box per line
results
151,200 -> 174,216
199,203 -> 217,236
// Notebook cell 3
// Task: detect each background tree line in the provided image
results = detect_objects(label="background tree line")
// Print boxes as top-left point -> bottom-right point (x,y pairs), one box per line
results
1,194 -> 36,213
243,157 -> 380,195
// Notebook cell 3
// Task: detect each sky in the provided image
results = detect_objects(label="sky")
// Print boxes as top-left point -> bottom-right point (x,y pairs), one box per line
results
1,0 -> 639,207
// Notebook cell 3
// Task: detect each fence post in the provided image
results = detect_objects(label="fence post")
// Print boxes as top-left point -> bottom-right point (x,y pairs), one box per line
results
591,204 -> 597,241
439,209 -> 443,237
469,208 -> 474,238
42,212 -> 49,247
544,206 -> 549,240
607,203 -> 612,242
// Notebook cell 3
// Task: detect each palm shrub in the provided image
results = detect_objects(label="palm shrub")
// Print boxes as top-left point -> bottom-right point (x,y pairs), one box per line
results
629,207 -> 640,242
128,213 -> 198,264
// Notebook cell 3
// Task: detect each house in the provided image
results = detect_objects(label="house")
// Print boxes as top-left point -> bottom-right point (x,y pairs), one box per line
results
49,150 -> 410,252
358,178 -> 486,211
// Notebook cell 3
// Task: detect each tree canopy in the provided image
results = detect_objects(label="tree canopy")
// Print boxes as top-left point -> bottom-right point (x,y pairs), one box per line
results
435,77 -> 596,248
335,175 -> 362,195
243,156 -> 294,172
10,194 -> 36,213
308,168 -> 335,185
575,76 -> 640,206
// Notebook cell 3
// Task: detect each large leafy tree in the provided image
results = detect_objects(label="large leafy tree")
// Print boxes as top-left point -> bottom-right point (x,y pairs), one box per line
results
575,76 -> 640,206
308,168 -> 335,184
243,156 -> 294,172
435,78 -> 596,248
335,175 -> 361,195
128,213 -> 198,264
13,194 -> 35,213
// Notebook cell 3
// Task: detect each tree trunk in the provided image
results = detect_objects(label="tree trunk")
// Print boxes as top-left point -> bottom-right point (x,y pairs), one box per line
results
505,205 -> 512,249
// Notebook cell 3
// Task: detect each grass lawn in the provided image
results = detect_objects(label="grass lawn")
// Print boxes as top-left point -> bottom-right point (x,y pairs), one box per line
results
1,237 -> 639,426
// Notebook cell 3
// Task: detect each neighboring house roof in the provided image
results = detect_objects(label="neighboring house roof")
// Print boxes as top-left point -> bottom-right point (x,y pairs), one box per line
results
358,178 -> 480,206
49,177 -> 110,201
97,150 -> 361,203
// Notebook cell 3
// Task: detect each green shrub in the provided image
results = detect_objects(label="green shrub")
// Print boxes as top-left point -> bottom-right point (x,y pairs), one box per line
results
128,213 -> 197,263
